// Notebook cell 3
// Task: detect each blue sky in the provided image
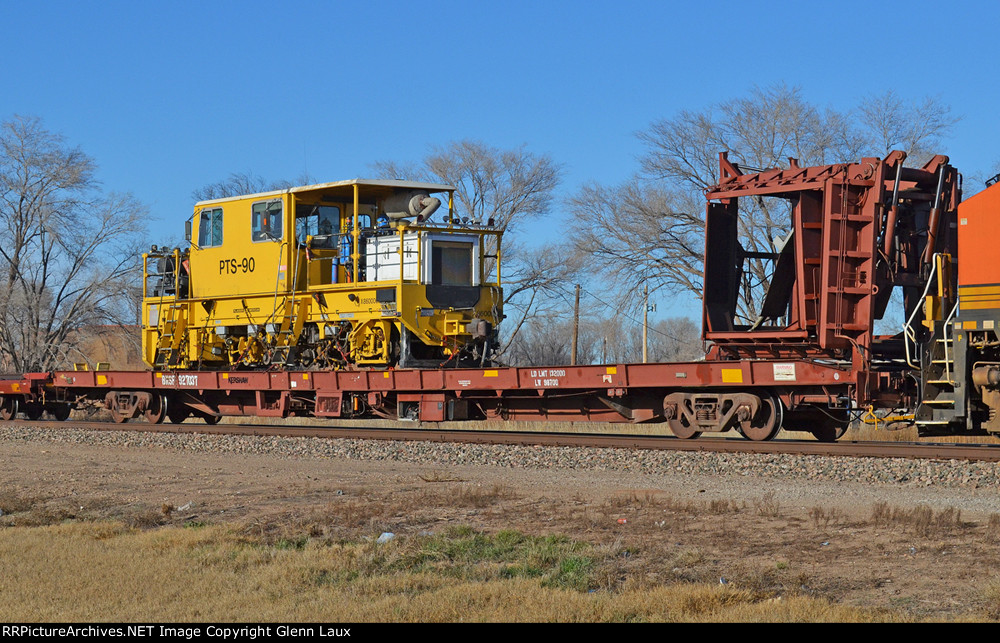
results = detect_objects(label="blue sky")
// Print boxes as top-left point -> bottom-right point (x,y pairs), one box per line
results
3,0 -> 999,318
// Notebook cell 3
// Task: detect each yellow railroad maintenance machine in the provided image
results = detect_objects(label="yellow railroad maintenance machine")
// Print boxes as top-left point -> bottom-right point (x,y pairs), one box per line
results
142,179 -> 503,370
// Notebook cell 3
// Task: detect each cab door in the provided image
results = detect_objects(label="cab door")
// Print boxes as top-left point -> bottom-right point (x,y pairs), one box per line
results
188,196 -> 290,299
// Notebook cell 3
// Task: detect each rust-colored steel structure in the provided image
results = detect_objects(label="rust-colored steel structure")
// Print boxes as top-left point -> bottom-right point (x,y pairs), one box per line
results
3,150 -> 997,443
703,152 -> 957,369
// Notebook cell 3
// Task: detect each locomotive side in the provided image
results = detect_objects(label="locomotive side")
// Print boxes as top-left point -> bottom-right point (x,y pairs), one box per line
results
142,179 -> 503,370
915,175 -> 1000,434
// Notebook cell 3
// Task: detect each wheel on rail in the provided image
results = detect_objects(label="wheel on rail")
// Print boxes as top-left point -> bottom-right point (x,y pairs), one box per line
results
143,394 -> 167,424
738,394 -> 783,442
0,396 -> 17,421
199,413 -> 221,425
810,425 -> 847,442
783,406 -> 849,443
663,393 -> 702,439
23,403 -> 44,421
166,405 -> 190,424
667,416 -> 702,439
50,404 -> 71,422
103,392 -> 128,423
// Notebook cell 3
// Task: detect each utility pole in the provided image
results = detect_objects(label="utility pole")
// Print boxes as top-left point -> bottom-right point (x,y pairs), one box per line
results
571,284 -> 580,366
642,283 -> 648,363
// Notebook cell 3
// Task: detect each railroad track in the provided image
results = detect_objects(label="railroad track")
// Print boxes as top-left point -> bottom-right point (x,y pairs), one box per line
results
5,419 -> 1000,463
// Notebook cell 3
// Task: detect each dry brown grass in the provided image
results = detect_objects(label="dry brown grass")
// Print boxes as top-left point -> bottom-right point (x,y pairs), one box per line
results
844,423 -> 1000,444
4,473 -> 1000,622
0,521 -> 916,622
808,506 -> 844,530
870,502 -> 968,537
450,484 -> 519,508
0,489 -> 40,514
753,492 -> 782,518
987,514 -> 1000,544
983,579 -> 1000,620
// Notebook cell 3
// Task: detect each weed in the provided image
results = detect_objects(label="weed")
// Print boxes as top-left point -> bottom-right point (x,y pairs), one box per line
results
932,506 -> 963,534
124,508 -> 167,530
669,549 -> 705,568
736,565 -> 782,594
987,514 -> 1000,544
274,536 -> 309,551
14,506 -> 75,527
809,506 -> 842,529
0,490 -> 39,514
983,578 -> 1000,619
871,501 -> 892,527
0,520 -> 922,621
419,471 -> 465,483
709,499 -> 739,514
543,555 -> 594,591
754,492 -> 781,518
869,502 -> 965,537
452,484 -> 518,508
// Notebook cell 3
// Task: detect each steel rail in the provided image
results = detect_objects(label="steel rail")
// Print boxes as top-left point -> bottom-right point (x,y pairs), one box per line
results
4,419 -> 1000,462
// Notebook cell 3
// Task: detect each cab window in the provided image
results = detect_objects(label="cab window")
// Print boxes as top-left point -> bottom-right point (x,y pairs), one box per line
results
252,199 -> 283,242
198,208 -> 224,247
296,204 -> 341,247
431,240 -> 474,285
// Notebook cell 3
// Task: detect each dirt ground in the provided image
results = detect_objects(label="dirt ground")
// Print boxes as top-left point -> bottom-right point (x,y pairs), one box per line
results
4,435 -> 1000,621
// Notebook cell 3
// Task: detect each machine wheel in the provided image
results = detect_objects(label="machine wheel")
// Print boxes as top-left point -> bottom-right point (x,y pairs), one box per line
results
143,394 -> 167,424
738,394 -> 783,442
0,397 -> 17,421
110,407 -> 129,423
23,404 -> 44,421
200,413 -> 220,425
297,347 -> 316,368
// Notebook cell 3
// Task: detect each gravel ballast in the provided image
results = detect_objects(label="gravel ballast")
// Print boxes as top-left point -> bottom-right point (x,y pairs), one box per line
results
3,424 -> 1000,511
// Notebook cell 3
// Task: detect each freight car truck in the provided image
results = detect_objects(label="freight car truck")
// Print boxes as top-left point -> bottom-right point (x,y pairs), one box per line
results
2,152 -> 999,442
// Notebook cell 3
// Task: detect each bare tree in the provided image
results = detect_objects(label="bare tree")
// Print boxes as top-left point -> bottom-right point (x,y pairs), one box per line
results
571,85 -> 958,321
504,318 -> 576,367
495,241 -> 582,351
568,180 -> 703,310
647,317 -> 703,362
506,313 -> 702,367
857,90 -> 959,163
506,315 -> 623,367
637,84 -> 866,193
192,170 -> 315,202
0,115 -> 147,372
373,140 -> 571,355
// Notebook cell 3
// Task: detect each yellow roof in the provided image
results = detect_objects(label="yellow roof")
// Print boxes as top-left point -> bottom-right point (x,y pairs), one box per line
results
195,178 -> 456,207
